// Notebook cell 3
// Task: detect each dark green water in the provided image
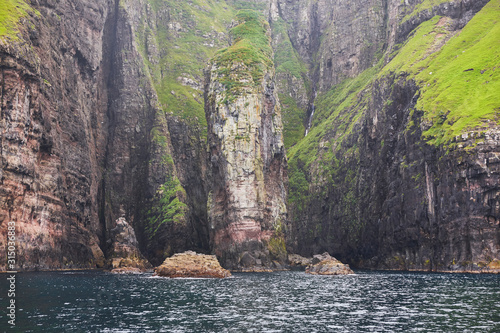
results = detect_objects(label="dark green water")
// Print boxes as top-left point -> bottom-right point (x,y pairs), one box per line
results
0,270 -> 499,332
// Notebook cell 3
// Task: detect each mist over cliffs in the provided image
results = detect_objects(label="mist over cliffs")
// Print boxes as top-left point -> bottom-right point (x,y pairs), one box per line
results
0,0 -> 498,273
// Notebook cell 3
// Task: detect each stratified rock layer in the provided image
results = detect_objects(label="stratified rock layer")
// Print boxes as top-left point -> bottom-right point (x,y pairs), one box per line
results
0,0 -> 190,271
154,251 -> 231,278
0,0 -> 111,271
205,11 -> 288,271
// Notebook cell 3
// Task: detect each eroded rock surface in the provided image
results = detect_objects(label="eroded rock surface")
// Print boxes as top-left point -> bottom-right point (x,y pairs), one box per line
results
154,251 -> 231,278
306,253 -> 354,275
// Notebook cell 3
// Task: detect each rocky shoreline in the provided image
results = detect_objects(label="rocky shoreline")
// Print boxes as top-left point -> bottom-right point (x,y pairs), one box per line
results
2,251 -> 496,275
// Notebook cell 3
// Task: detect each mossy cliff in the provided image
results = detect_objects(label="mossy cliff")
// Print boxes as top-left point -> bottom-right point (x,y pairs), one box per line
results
205,10 -> 288,271
286,0 -> 499,273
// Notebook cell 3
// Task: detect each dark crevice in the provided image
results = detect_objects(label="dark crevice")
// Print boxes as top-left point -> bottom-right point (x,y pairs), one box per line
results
97,0 -> 121,258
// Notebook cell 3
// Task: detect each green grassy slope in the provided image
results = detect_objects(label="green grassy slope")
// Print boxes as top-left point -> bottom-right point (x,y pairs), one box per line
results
287,0 -> 499,215
386,0 -> 500,146
212,9 -> 273,101
0,0 -> 38,41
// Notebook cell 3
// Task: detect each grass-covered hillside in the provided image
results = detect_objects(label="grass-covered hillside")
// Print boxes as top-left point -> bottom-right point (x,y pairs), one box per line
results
288,0 -> 499,187
385,1 -> 500,146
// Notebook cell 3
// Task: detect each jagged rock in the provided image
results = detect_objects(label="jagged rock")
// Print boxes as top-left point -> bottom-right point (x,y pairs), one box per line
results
109,218 -> 152,272
154,251 -> 231,278
306,253 -> 354,276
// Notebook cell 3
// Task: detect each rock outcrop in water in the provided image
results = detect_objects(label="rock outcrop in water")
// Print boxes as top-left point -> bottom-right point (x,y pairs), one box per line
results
305,253 -> 354,276
154,251 -> 231,278
205,10 -> 288,271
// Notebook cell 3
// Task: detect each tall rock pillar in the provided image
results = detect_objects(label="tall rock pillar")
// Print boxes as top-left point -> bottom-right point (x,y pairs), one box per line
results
205,10 -> 288,271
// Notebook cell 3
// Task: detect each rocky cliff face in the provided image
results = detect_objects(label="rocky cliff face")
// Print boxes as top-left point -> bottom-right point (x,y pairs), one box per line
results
276,0 -> 387,91
205,10 -> 287,270
0,0 -> 191,270
0,0 -> 498,273
0,0 -> 111,270
284,0 -> 500,273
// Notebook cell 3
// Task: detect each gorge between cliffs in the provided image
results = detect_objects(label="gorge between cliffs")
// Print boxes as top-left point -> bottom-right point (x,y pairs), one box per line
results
0,0 -> 499,275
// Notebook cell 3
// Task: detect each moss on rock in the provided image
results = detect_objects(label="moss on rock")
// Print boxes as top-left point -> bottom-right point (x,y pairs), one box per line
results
0,0 -> 36,41
212,9 -> 273,103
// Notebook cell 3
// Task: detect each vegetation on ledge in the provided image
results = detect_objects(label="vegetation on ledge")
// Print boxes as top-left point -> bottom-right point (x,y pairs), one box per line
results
0,0 -> 38,41
212,9 -> 273,102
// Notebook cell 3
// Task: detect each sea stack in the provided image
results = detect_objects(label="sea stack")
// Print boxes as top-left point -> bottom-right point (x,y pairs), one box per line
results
205,10 -> 288,271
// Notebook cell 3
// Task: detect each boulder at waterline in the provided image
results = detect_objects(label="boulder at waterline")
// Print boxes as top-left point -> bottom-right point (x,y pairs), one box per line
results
306,252 -> 354,275
154,251 -> 231,278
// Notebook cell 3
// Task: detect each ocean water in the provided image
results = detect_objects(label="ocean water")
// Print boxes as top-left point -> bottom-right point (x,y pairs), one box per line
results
0,270 -> 499,332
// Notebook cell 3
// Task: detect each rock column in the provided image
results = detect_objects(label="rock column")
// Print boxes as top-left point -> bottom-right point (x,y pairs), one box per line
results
205,10 -> 288,271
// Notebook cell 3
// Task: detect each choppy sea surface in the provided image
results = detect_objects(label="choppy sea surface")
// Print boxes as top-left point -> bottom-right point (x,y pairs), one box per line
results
0,270 -> 499,332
